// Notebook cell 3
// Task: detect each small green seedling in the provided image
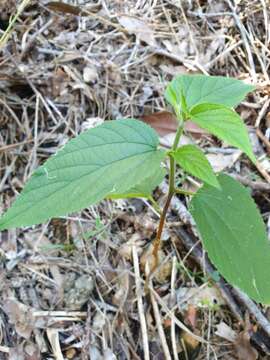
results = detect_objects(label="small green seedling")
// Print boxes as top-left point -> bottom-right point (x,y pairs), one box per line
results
1,75 -> 270,303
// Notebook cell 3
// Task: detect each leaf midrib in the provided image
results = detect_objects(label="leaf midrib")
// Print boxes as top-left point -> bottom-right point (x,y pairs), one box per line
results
25,149 -> 160,193
1,150 -> 162,227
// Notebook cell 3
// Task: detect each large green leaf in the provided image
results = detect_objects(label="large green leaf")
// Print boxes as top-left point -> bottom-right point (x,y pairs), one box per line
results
165,74 -> 255,110
190,103 -> 256,163
0,119 -> 165,230
190,174 -> 270,304
108,167 -> 167,199
172,145 -> 219,188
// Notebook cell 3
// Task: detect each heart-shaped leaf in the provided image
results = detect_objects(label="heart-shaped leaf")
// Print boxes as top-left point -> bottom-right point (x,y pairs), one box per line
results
190,174 -> 270,304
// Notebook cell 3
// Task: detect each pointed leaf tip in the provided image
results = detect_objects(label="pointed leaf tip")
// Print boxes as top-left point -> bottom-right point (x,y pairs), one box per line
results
0,119 -> 165,230
190,103 -> 256,163
172,145 -> 220,188
165,74 -> 255,110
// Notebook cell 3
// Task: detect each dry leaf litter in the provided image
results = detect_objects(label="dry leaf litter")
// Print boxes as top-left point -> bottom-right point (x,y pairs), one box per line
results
0,0 -> 270,359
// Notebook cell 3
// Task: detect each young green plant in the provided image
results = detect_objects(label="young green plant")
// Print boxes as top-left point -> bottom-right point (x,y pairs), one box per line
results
1,75 -> 270,304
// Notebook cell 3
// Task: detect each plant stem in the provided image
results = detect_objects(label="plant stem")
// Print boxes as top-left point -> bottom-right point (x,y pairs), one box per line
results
174,189 -> 194,196
152,124 -> 183,266
149,196 -> 162,215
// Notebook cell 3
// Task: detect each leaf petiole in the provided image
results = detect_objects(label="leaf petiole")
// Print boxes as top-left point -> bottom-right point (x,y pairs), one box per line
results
174,188 -> 195,196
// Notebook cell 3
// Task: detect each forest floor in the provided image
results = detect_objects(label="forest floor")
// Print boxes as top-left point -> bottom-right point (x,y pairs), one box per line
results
0,0 -> 270,359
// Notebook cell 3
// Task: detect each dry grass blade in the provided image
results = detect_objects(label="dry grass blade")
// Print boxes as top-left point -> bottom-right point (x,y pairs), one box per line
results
147,263 -> 172,360
1,0 -> 270,358
0,0 -> 31,49
132,245 -> 150,360
47,329 -> 64,360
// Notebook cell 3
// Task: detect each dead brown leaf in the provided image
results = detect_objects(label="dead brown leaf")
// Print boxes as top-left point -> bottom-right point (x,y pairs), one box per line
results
141,111 -> 208,141
48,68 -> 70,99
141,111 -> 177,136
118,15 -> 157,47
46,2 -> 81,15
180,330 -> 200,358
234,330 -> 258,360
184,120 -> 209,136
118,233 -> 144,261
3,299 -> 35,339
185,304 -> 197,329
112,262 -> 131,307
215,322 -> 237,342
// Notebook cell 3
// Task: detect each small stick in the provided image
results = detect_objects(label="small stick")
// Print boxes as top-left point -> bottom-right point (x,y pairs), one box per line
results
0,139 -> 33,153
148,284 -> 208,344
147,262 -> 172,360
170,256 -> 179,360
225,0 -> 257,81
256,160 -> 270,183
256,128 -> 270,155
255,98 -> 270,128
132,245 -> 150,360
206,308 -> 212,360
32,310 -> 87,318
230,174 -> 270,192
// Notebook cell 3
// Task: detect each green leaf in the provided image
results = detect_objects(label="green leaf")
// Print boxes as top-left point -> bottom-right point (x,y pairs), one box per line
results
108,167 -> 167,199
0,119 -> 165,230
165,74 -> 255,110
190,174 -> 270,304
165,83 -> 179,111
172,145 -> 219,188
190,103 -> 256,163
